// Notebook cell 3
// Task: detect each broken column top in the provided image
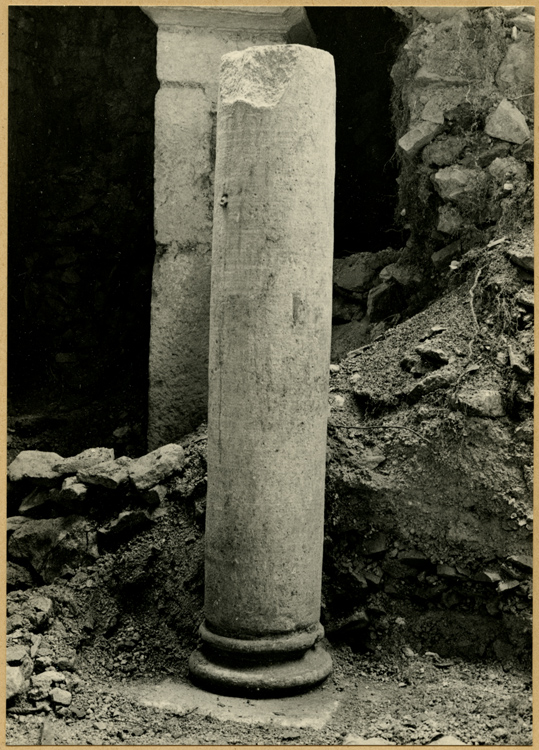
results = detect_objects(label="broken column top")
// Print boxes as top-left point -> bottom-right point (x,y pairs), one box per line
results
219,44 -> 334,109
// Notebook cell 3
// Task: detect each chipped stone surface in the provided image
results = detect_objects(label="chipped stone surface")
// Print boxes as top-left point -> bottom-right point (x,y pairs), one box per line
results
7,665 -> 27,700
437,205 -> 462,234
432,165 -> 483,202
128,443 -> 185,492
484,99 -> 530,145
398,120 -> 444,157
8,450 -> 64,486
506,248 -> 534,272
77,455 -> 134,489
53,447 -> 115,475
495,40 -> 534,95
450,389 -> 506,418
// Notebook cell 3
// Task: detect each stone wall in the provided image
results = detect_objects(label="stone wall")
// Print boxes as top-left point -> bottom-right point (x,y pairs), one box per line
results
8,7 -> 158,398
393,6 -> 533,250
330,6 -> 534,359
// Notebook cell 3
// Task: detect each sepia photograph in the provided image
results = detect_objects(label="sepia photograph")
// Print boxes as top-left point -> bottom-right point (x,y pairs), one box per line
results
6,4 -> 534,745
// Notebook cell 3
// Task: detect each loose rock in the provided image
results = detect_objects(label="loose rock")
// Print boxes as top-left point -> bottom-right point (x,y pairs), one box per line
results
484,99 -> 530,145
128,443 -> 185,492
8,450 -> 64,487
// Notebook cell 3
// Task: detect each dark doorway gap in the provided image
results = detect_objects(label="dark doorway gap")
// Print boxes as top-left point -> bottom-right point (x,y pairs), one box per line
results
306,7 -> 409,257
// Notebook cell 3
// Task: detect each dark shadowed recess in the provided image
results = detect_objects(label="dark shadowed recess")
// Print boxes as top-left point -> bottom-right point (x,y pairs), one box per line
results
306,7 -> 409,257
8,6 -> 158,442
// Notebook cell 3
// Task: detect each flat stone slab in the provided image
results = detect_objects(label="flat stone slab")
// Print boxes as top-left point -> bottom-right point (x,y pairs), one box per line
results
130,678 -> 340,731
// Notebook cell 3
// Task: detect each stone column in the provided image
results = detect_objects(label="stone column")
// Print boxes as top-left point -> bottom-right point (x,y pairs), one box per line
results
189,44 -> 336,696
141,7 -> 315,450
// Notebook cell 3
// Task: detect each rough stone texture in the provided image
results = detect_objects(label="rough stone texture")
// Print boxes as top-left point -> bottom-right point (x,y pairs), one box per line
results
77,455 -> 133,489
50,687 -> 72,706
451,389 -> 506,418
7,562 -> 34,592
334,249 -> 398,295
432,166 -> 484,203
506,248 -> 534,273
422,136 -> 466,167
398,120 -> 444,158
8,450 -> 64,486
484,99 -> 530,144
8,516 -> 99,583
128,443 -> 185,492
6,665 -> 27,700
53,447 -> 114,475
495,40 -> 534,95
431,241 -> 462,272
57,476 -> 88,509
436,205 -> 462,235
144,7 -> 316,449
192,44 -> 335,693
18,488 -> 51,515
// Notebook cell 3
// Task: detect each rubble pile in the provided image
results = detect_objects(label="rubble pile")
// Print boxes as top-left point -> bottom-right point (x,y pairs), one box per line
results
331,6 -> 534,358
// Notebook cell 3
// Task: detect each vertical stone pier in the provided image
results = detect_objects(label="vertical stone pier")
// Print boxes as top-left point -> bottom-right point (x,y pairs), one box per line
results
141,7 -> 315,450
189,45 -> 336,695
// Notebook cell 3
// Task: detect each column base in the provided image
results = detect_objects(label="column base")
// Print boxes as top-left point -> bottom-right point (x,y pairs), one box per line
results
189,642 -> 332,697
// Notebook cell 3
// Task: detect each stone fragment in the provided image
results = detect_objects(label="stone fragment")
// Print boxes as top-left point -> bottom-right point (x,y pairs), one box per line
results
414,67 -> 466,85
488,156 -> 527,183
450,388 -> 505,417
343,736 -> 395,746
8,450 -> 64,486
379,263 -> 422,291
507,554 -> 532,572
57,476 -> 88,509
18,488 -> 51,516
6,665 -> 27,700
408,370 -> 457,401
498,580 -> 520,593
428,736 -> 466,746
334,251 -> 396,294
516,289 -> 534,308
506,248 -> 534,273
363,532 -> 388,557
422,136 -> 465,167
431,241 -> 461,272
7,516 -> 30,537
484,99 -> 530,145
8,516 -> 99,583
398,549 -> 430,567
50,687 -> 72,706
6,561 -> 34,591
398,120 -> 444,158
53,447 -> 115,475
142,484 -> 168,506
514,139 -> 533,163
421,99 -> 444,124
437,205 -> 462,234
6,645 -> 29,664
128,443 -> 185,492
97,510 -> 153,552
27,594 -> 54,619
415,344 -> 450,365
477,142 -> 512,168
31,670 -> 66,690
496,41 -> 534,94
512,13 -> 535,31
508,343 -> 530,377
432,165 -> 482,202
77,456 -> 134,489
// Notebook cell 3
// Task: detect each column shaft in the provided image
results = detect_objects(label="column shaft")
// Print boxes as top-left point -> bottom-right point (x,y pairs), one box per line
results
190,44 -> 336,695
